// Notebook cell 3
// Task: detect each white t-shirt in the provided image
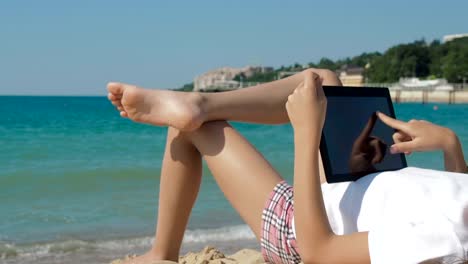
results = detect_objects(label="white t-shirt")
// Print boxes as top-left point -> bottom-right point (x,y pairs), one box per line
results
292,167 -> 468,264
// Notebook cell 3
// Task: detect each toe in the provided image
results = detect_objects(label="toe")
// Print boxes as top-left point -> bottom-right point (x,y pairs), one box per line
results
111,100 -> 121,107
108,93 -> 118,101
120,111 -> 128,118
107,82 -> 124,95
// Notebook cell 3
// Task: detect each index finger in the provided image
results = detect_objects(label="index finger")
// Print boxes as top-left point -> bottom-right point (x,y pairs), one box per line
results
376,111 -> 408,132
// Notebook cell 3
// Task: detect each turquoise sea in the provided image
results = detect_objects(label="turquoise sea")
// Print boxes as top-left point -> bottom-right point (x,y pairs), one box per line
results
1,96 -> 467,263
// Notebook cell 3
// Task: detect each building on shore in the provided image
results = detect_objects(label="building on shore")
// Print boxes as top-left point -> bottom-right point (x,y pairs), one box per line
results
194,66 -> 274,92
390,77 -> 454,91
443,33 -> 468,43
336,64 -> 365,86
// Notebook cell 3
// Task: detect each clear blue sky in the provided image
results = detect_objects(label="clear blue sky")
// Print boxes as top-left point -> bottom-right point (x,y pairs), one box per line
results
1,0 -> 467,95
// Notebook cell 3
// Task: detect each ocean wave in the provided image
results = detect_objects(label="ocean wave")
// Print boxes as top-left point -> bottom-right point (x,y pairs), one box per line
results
0,224 -> 255,260
183,225 -> 255,243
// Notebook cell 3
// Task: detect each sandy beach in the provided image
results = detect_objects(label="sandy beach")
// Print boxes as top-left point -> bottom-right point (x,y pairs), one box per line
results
111,246 -> 269,264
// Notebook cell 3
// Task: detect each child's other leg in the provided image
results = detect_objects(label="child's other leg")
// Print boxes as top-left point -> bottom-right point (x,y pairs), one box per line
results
118,127 -> 203,264
121,121 -> 284,264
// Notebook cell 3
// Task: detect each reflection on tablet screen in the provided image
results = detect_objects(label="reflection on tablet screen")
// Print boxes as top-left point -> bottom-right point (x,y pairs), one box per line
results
348,112 -> 388,177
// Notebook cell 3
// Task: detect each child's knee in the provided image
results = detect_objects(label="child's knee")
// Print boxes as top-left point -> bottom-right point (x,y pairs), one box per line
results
196,120 -> 231,135
182,120 -> 230,141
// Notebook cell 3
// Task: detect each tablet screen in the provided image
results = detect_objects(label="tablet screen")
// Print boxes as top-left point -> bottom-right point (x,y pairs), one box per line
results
320,87 -> 407,183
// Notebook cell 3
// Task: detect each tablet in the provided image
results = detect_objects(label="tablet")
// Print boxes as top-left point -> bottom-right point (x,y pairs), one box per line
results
320,86 -> 407,183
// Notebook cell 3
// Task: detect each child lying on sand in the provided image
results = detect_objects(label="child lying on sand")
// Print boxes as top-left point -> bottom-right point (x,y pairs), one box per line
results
107,69 -> 468,264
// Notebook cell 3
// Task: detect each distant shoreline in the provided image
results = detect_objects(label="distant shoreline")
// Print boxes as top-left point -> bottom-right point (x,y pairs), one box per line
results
1,91 -> 468,104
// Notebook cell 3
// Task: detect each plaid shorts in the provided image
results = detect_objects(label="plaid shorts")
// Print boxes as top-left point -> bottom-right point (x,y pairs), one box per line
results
261,180 -> 302,264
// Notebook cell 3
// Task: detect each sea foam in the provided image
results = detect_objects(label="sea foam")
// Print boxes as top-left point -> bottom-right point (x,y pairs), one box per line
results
0,224 -> 255,261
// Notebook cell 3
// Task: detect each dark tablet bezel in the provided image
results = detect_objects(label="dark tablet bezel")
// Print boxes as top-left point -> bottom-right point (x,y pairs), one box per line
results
320,86 -> 408,183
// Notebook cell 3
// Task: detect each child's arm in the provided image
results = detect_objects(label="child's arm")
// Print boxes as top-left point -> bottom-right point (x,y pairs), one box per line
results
377,112 -> 468,173
286,72 -> 371,264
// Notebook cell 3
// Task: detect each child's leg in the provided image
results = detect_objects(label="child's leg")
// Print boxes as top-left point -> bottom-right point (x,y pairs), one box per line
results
201,68 -> 341,124
107,68 -> 341,129
151,127 -> 203,261
185,121 -> 283,237
122,122 -> 283,263
120,127 -> 203,264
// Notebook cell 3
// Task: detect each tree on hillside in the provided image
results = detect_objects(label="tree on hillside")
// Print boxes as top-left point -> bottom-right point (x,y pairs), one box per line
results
316,57 -> 337,70
440,37 -> 468,82
233,71 -> 278,83
366,40 -> 430,82
177,37 -> 468,88
349,52 -> 382,67
428,39 -> 444,78
175,82 -> 194,91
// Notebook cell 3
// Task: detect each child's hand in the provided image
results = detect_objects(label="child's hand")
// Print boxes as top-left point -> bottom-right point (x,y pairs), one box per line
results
286,71 -> 327,137
376,112 -> 457,154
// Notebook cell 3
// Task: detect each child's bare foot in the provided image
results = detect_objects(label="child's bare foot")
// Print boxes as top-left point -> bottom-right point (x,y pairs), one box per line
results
110,250 -> 177,264
107,82 -> 206,131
